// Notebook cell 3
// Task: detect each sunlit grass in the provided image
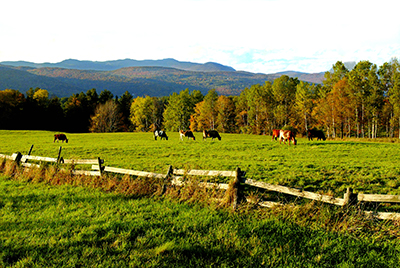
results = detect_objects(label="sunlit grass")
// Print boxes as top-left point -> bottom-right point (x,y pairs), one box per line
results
1,177 -> 400,267
1,130 -> 400,196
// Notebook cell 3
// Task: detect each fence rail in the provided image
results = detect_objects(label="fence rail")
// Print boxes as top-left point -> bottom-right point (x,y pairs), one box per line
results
243,178 -> 346,206
1,146 -> 400,220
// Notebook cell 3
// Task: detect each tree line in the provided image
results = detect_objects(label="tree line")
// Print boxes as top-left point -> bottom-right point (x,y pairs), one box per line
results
1,59 -> 400,138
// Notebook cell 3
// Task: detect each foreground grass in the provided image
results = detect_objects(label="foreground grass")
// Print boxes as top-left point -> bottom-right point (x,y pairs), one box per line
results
1,176 -> 400,267
1,130 -> 400,197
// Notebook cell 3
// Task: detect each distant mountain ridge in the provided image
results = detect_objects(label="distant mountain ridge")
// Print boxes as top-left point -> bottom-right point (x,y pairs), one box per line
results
0,58 -> 236,72
0,58 -> 326,98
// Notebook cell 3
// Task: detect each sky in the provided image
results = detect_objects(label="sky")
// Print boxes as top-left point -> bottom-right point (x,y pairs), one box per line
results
1,0 -> 399,74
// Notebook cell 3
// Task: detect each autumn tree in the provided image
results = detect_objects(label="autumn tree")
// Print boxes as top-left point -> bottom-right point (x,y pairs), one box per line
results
90,100 -> 123,132
0,89 -> 25,129
314,62 -> 350,137
190,89 -> 218,131
190,101 -> 206,131
216,95 -> 237,133
235,89 -> 250,133
129,96 -> 155,132
328,78 -> 354,138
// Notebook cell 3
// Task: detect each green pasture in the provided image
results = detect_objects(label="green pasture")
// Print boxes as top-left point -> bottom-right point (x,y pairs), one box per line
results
1,130 -> 400,196
2,130 -> 400,267
1,177 -> 399,267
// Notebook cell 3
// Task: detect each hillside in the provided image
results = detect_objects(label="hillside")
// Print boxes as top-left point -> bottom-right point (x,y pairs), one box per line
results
0,58 -> 326,98
0,65 -> 281,97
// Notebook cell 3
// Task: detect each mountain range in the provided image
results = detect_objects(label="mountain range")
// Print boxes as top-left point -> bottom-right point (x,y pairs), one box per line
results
0,58 -> 326,98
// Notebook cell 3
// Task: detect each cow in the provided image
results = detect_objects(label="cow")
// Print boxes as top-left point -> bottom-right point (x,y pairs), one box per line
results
54,134 -> 68,143
307,129 -> 326,141
180,130 -> 195,141
279,130 -> 297,145
154,130 -> 168,140
203,130 -> 221,141
272,129 -> 281,141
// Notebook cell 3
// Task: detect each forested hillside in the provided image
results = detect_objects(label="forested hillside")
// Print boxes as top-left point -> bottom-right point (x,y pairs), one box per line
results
0,58 -> 324,98
1,59 -> 400,140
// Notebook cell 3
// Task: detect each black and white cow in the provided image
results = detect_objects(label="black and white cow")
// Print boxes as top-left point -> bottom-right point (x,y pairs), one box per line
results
154,130 -> 168,140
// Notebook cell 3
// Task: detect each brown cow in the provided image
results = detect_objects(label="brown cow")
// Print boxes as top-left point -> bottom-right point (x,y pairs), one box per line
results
180,130 -> 195,141
203,130 -> 221,140
272,129 -> 281,141
54,134 -> 68,143
279,130 -> 297,145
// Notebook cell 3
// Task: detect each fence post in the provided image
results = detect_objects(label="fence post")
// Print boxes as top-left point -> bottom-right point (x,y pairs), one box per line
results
162,165 -> 173,195
12,152 -> 23,165
97,157 -> 104,176
343,187 -> 358,207
232,167 -> 242,210
25,145 -> 34,163
166,165 -> 173,178
57,146 -> 62,164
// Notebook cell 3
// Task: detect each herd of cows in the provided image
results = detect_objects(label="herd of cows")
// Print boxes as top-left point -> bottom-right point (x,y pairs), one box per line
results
153,128 -> 326,145
154,130 -> 221,141
53,128 -> 326,145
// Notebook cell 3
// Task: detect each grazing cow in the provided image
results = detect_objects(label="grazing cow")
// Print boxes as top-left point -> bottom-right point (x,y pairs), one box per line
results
54,134 -> 68,143
154,130 -> 168,140
203,130 -> 221,141
279,130 -> 297,145
307,129 -> 326,141
180,130 -> 195,141
272,129 -> 281,141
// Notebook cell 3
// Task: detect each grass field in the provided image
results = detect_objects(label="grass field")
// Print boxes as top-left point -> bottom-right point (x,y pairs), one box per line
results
1,130 -> 400,196
1,130 -> 400,267
1,176 -> 400,267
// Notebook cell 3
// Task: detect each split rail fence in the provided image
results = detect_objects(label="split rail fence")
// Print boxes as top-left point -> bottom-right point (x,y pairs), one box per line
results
1,146 -> 400,220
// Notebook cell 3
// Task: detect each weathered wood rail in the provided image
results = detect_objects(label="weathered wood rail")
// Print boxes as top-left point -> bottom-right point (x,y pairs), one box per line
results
1,146 -> 400,220
0,147 -> 104,177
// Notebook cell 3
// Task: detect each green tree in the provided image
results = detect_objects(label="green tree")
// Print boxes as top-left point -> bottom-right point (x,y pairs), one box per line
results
295,81 -> 315,134
63,92 -> 91,132
348,61 -> 377,137
99,89 -> 114,104
379,59 -> 400,137
117,91 -> 133,131
163,89 -> 197,131
271,75 -> 299,127
389,71 -> 400,138
24,88 -> 50,130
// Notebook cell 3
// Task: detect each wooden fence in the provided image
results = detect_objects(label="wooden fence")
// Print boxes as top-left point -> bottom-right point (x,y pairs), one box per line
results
1,146 -> 400,220
0,146 -> 104,177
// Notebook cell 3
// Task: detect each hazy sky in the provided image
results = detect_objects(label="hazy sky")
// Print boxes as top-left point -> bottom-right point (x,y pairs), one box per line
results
1,0 -> 399,73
